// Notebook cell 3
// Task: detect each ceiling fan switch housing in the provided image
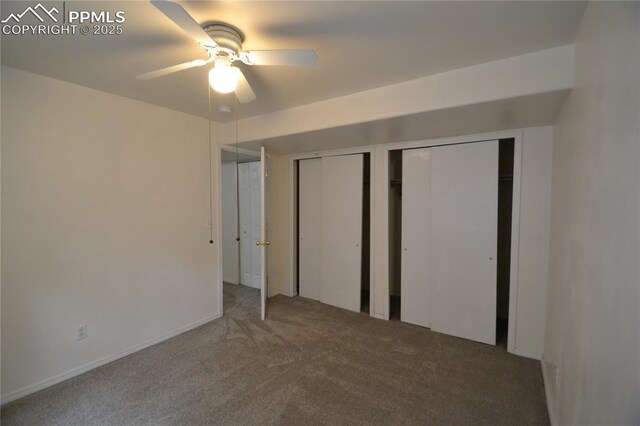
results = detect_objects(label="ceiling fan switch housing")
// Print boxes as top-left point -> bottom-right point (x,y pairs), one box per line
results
204,24 -> 243,55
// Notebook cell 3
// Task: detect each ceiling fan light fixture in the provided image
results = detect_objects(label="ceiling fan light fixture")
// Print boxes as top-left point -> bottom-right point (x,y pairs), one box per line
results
209,63 -> 240,94
141,2 -> 317,103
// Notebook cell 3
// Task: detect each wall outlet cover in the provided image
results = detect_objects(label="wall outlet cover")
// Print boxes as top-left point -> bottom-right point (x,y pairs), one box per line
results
77,324 -> 88,340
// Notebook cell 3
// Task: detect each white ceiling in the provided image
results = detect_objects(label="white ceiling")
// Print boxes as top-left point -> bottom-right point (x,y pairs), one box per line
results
1,1 -> 586,120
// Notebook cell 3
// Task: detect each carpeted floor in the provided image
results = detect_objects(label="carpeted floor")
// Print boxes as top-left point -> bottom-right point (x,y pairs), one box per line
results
1,283 -> 549,425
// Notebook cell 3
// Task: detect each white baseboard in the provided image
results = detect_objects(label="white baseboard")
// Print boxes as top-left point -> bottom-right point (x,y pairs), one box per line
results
541,358 -> 558,426
1,312 -> 222,405
514,348 -> 542,360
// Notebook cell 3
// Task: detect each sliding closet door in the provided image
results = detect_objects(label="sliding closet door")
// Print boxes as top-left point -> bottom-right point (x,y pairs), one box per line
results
298,158 -> 322,300
401,148 -> 432,328
430,140 -> 499,345
320,154 -> 363,312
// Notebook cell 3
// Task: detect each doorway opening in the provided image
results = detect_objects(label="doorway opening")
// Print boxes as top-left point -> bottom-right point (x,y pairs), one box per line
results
220,149 -> 262,313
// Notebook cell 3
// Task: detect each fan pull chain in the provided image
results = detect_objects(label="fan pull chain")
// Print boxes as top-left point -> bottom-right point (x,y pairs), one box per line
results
208,79 -> 214,244
235,95 -> 240,245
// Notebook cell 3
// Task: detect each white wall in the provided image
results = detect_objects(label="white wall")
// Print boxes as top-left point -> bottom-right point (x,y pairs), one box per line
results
221,162 -> 239,284
515,126 -> 554,358
543,2 -> 640,424
371,145 -> 389,319
1,67 -> 220,403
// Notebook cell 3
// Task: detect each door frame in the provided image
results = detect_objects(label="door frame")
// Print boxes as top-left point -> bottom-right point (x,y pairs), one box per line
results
260,146 -> 267,320
286,129 -> 523,354
215,144 -> 265,319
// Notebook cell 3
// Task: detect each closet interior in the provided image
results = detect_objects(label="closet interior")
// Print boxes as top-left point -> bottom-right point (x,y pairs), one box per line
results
496,139 -> 514,345
389,150 -> 403,320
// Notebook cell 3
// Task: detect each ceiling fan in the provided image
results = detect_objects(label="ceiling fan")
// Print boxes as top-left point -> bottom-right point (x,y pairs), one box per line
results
136,0 -> 318,103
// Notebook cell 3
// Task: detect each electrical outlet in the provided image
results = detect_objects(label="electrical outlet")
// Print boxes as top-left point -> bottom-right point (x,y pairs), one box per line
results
77,324 -> 88,340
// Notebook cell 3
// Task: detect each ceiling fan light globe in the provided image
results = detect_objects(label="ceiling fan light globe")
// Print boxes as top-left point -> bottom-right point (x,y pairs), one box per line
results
209,65 -> 240,94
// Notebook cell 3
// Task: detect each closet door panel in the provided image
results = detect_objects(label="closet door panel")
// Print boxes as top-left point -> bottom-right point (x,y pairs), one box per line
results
401,148 -> 432,328
430,140 -> 499,345
298,158 -> 322,300
320,154 -> 363,312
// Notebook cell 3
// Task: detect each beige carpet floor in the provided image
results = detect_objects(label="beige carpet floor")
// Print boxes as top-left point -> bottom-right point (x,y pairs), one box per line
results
2,283 -> 549,425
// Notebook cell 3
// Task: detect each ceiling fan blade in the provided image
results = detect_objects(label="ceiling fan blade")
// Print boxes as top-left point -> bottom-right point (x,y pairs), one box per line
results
235,69 -> 256,103
151,0 -> 216,47
240,49 -> 318,67
136,59 -> 208,80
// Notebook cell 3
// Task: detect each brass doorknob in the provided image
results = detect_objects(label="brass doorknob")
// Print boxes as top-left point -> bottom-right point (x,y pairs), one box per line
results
256,240 -> 271,246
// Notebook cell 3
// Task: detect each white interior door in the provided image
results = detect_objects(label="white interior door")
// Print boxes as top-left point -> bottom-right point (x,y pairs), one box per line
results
238,161 -> 261,289
320,154 -> 363,313
430,140 -> 499,345
259,147 -> 268,320
238,162 -> 252,287
401,148 -> 432,328
249,162 -> 262,288
298,158 -> 322,300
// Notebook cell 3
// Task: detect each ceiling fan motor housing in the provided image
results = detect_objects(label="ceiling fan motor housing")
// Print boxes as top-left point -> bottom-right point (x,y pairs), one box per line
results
204,24 -> 243,55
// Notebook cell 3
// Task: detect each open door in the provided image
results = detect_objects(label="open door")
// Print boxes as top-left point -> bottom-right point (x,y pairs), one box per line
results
258,147 -> 268,320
